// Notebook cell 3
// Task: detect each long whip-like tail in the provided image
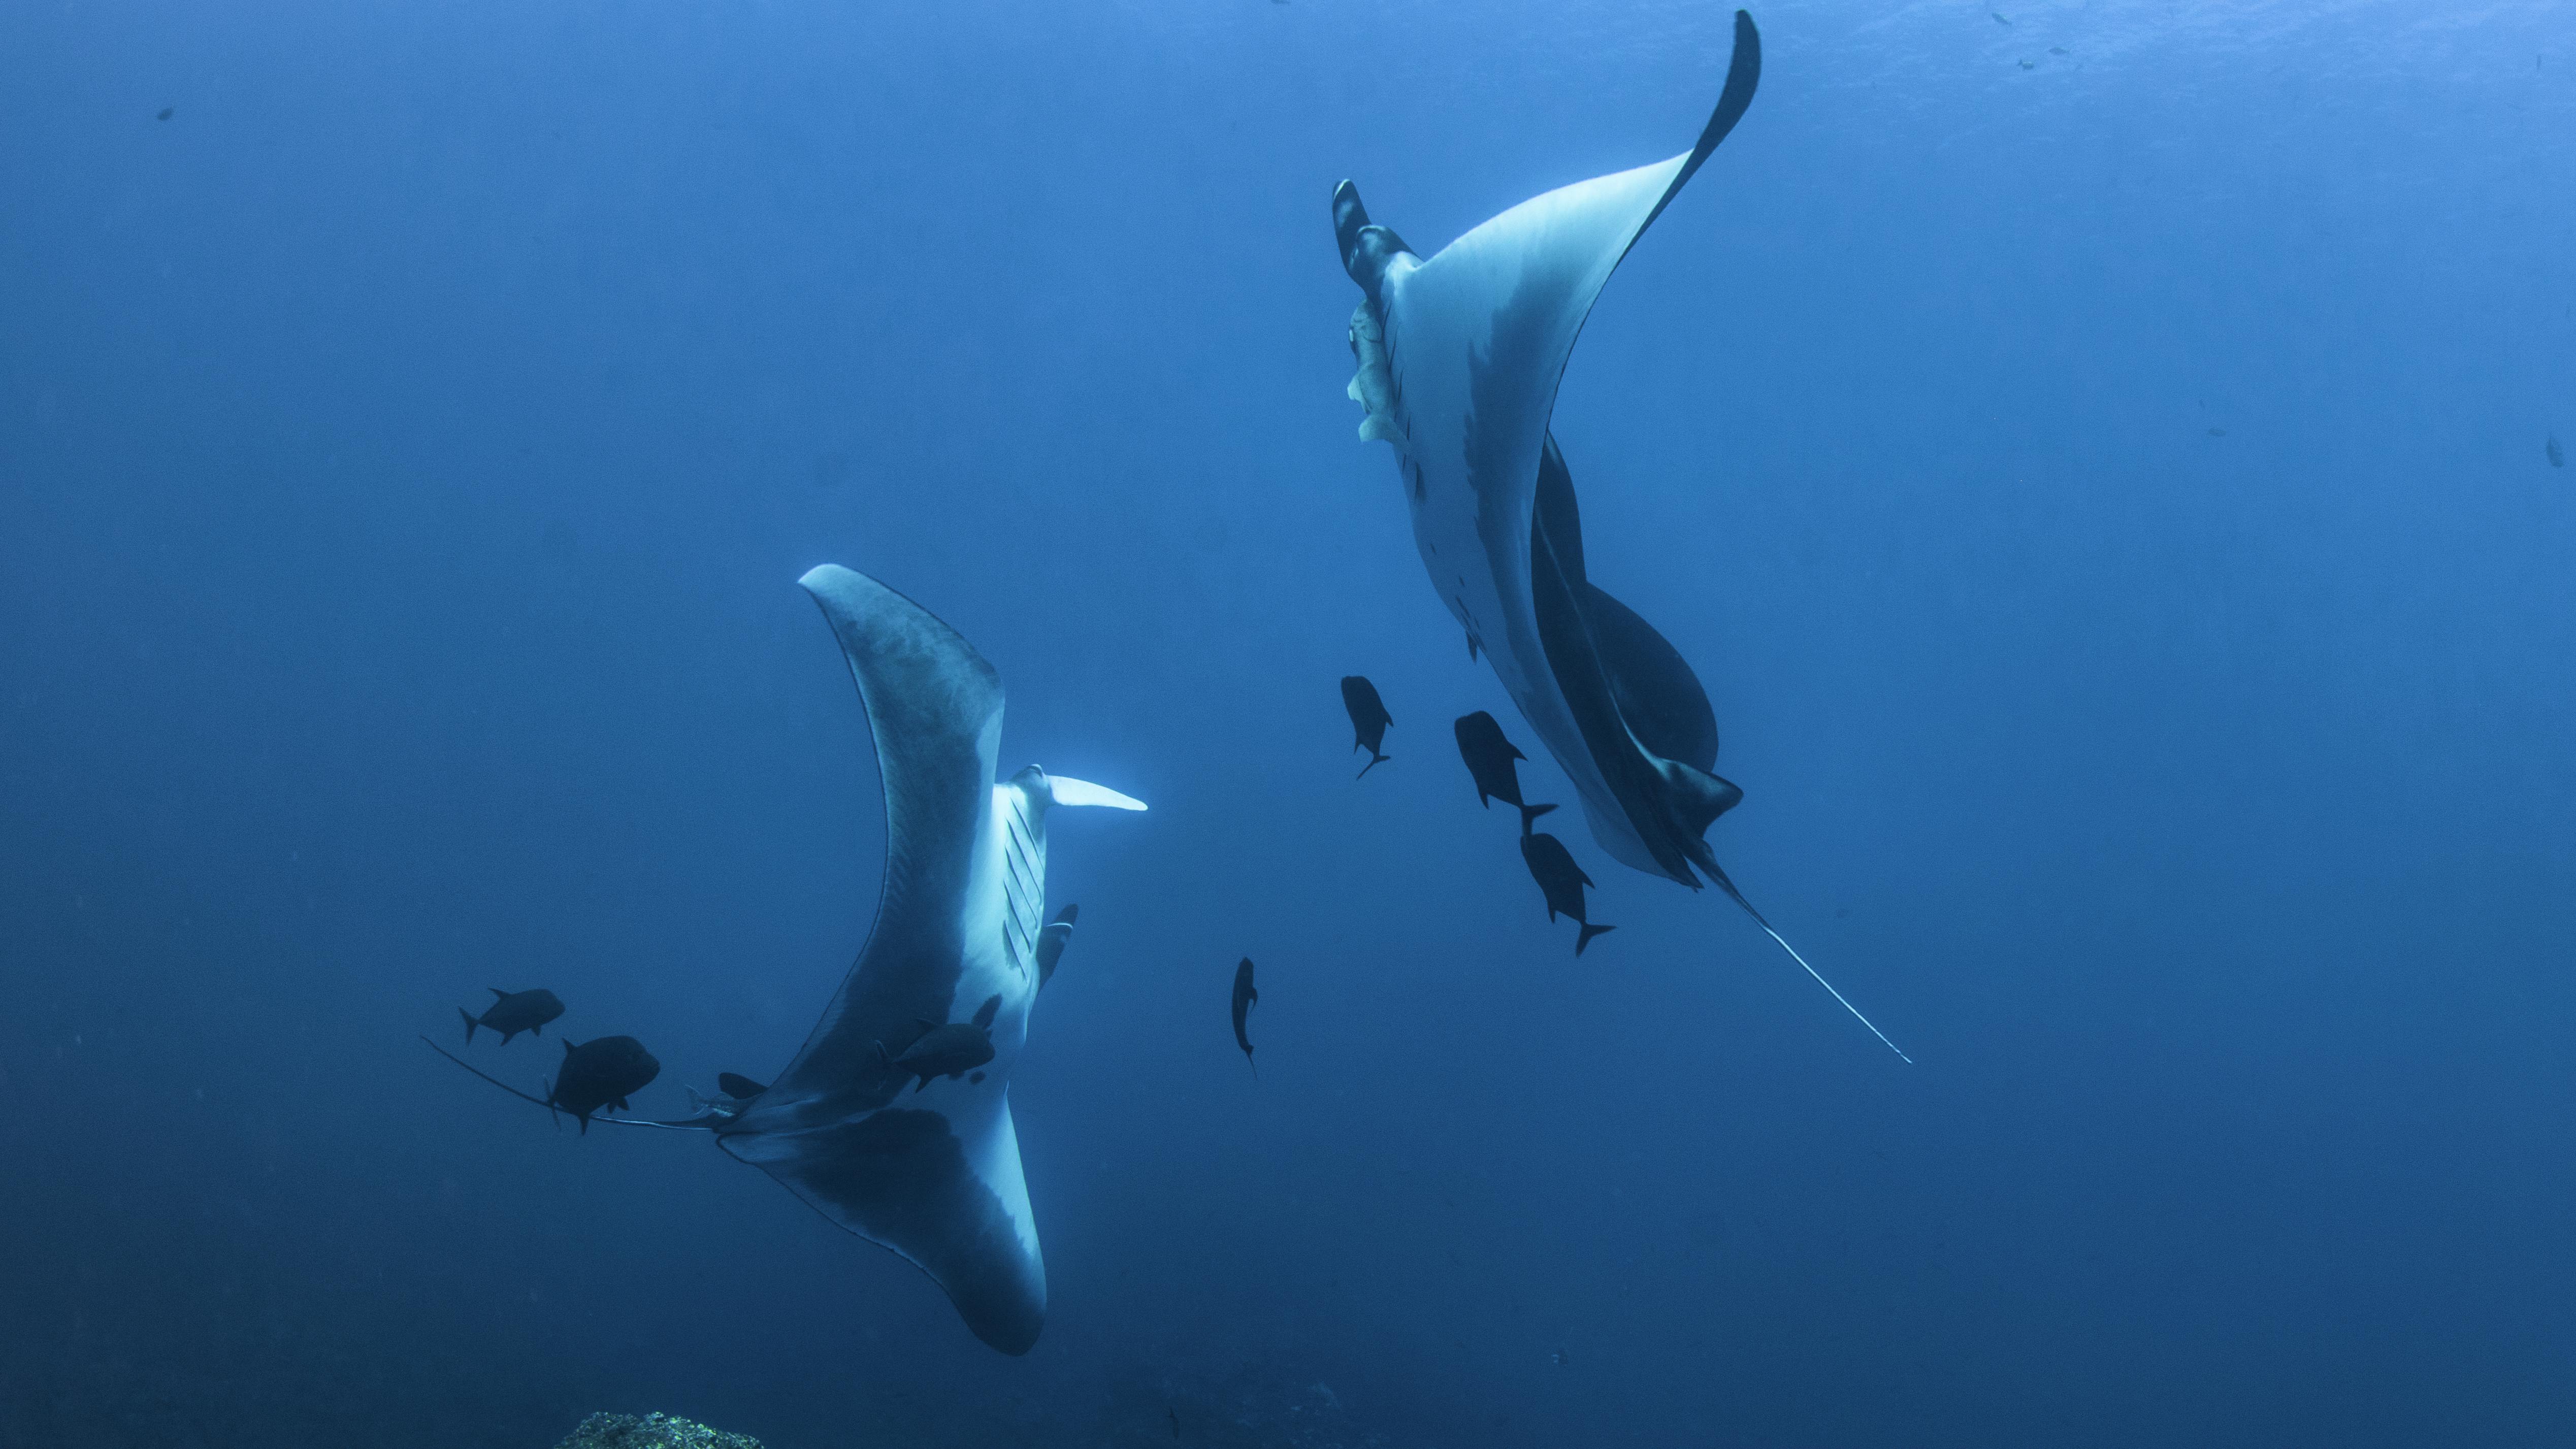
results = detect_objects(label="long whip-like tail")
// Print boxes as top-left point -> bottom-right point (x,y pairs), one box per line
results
1699,872 -> 1912,1064
421,1034 -> 557,1113
418,1036 -> 713,1131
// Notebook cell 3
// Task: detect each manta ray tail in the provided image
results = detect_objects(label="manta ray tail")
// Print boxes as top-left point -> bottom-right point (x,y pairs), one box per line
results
1519,802 -> 1557,836
1576,922 -> 1615,956
1696,865 -> 1911,1063
422,1035 -> 558,1115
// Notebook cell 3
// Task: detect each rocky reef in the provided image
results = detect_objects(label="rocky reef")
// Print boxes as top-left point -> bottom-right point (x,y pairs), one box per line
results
554,1410 -> 765,1449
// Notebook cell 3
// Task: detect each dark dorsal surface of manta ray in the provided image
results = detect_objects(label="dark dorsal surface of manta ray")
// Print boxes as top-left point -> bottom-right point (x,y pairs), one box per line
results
1519,833 -> 1614,957
460,986 -> 563,1045
547,1035 -> 660,1132
1331,11 -> 1907,1060
711,564 -> 1140,1355
1230,958 -> 1257,1072
1339,675 -> 1394,777
1454,710 -> 1557,835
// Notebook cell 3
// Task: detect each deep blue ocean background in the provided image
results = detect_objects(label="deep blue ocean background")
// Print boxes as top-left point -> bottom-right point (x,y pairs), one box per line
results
5,1 -> 2572,1444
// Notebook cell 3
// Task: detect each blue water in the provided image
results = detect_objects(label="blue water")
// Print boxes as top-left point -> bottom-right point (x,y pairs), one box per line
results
5,2 -> 2572,1445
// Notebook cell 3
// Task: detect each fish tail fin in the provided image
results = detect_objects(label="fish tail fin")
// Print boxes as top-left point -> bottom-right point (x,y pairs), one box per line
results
458,1008 -> 477,1045
1577,923 -> 1615,956
1520,802 -> 1557,835
1356,750 -> 1389,779
1699,855 -> 1911,1063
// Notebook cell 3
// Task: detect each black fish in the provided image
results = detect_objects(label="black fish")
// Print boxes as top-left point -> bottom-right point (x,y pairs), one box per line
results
716,1072 -> 768,1101
156,107 -> 173,121
1340,676 -> 1393,778
1453,711 -> 1557,834
547,1035 -> 660,1133
876,995 -> 1001,1093
2549,434 -> 2564,468
1231,958 -> 1257,1072
1519,833 -> 1614,956
460,987 -> 564,1045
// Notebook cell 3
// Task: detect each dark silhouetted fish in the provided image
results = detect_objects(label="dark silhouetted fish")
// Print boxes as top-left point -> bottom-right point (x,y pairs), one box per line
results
1340,676 -> 1393,777
460,987 -> 564,1045
876,995 -> 1002,1093
717,1072 -> 768,1101
2550,434 -> 2564,468
1231,958 -> 1258,1072
1453,711 -> 1557,834
1520,833 -> 1613,956
547,1035 -> 660,1133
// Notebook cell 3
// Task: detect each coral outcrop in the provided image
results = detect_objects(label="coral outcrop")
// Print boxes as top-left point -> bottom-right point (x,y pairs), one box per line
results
553,1409 -> 764,1449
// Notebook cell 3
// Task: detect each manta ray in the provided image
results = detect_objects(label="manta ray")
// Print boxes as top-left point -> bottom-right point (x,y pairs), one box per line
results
717,564 -> 1145,1352
428,563 -> 1144,1353
1330,11 -> 1906,1060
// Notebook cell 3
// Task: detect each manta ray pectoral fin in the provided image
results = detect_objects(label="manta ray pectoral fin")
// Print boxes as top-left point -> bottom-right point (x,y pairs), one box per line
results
763,564 -> 1004,1126
1046,776 -> 1146,811
1655,758 -> 1742,844
722,1097 -> 1046,1354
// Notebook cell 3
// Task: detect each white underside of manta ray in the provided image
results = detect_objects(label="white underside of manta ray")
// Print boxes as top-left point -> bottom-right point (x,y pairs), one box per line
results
1333,11 -> 1906,1060
620,563 -> 1145,1354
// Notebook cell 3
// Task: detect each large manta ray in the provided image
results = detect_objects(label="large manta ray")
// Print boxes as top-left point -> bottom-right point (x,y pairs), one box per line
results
1332,12 -> 1904,1060
607,563 -> 1140,1353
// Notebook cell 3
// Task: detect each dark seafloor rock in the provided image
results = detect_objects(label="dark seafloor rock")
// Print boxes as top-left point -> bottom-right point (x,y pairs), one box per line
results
553,1409 -> 764,1449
